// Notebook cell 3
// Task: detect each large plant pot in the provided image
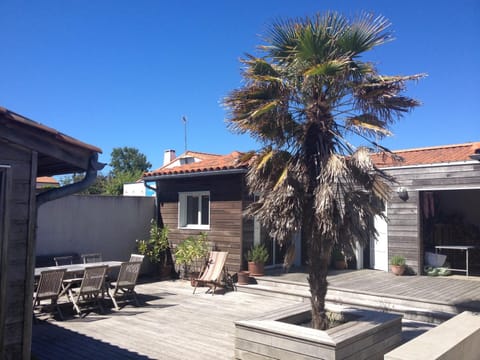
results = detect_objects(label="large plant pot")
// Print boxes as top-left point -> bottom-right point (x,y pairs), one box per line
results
334,260 -> 347,270
237,271 -> 250,285
158,264 -> 173,280
390,264 -> 405,276
248,262 -> 265,276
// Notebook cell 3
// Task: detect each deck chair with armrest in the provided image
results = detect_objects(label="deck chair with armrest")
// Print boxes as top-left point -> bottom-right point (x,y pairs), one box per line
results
53,255 -> 74,266
68,265 -> 108,315
33,269 -> 67,320
193,251 -> 229,295
54,255 -> 83,286
81,253 -> 103,264
107,261 -> 142,310
129,254 -> 145,263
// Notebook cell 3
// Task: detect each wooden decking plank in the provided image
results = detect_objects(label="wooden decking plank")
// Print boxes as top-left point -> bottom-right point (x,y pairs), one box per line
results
33,280 -> 296,360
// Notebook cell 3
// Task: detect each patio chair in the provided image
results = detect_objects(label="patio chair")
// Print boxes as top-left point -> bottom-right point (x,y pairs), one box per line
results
53,255 -> 74,266
107,261 -> 142,310
129,254 -> 145,263
68,265 -> 108,315
193,251 -> 229,295
81,253 -> 103,264
33,269 -> 67,320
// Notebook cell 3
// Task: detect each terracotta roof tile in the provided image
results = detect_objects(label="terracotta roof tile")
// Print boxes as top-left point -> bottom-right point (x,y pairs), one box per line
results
372,142 -> 480,167
144,150 -> 250,177
36,176 -> 59,185
145,142 -> 480,178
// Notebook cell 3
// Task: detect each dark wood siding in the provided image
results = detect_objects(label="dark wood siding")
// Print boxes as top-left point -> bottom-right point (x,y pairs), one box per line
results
385,162 -> 480,274
0,141 -> 36,359
156,174 -> 245,272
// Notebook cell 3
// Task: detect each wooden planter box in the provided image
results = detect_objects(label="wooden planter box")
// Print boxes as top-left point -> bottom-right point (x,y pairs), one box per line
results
235,303 -> 402,360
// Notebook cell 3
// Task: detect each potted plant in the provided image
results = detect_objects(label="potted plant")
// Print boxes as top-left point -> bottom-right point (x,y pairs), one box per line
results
136,219 -> 171,279
237,270 -> 250,285
174,232 -> 209,285
390,255 -> 406,276
332,247 -> 347,270
246,244 -> 269,276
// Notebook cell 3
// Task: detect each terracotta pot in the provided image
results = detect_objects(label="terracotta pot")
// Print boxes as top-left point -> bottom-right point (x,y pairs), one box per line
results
237,271 -> 250,285
248,262 -> 265,276
391,265 -> 406,276
334,260 -> 347,270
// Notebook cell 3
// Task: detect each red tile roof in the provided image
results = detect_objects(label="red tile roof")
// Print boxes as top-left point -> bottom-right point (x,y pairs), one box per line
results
144,150 -> 251,177
372,142 -> 480,168
145,142 -> 480,178
36,176 -> 59,185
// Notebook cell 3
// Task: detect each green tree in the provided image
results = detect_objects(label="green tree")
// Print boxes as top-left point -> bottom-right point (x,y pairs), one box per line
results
110,147 -> 152,175
104,169 -> 144,195
224,12 -> 424,329
59,173 -> 108,195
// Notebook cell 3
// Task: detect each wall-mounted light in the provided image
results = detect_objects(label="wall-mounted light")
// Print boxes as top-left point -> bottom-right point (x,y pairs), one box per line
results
397,187 -> 409,201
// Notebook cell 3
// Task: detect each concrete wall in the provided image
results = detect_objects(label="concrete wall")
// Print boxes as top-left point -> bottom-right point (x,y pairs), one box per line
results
36,195 -> 155,263
385,311 -> 480,360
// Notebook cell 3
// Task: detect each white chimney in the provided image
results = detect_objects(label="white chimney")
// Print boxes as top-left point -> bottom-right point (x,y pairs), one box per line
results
163,149 -> 176,165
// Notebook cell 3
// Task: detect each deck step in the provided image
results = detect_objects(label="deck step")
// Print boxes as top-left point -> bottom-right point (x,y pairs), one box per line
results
236,277 -> 458,324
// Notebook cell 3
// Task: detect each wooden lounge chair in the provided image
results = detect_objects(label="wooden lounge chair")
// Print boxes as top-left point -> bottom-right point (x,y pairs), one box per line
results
81,253 -> 102,263
107,261 -> 142,310
33,269 -> 67,320
193,251 -> 229,295
68,265 -> 108,315
129,254 -> 145,263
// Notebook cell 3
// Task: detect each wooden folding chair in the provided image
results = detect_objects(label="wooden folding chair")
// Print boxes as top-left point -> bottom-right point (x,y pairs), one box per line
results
129,254 -> 145,263
107,261 -> 142,310
53,255 -> 74,266
81,253 -> 103,264
33,269 -> 66,320
193,251 -> 229,295
68,265 -> 108,315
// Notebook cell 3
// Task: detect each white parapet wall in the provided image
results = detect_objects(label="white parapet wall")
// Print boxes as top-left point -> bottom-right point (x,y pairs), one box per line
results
385,311 -> 480,360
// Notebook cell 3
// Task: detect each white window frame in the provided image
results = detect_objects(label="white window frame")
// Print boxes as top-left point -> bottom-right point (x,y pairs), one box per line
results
178,191 -> 210,229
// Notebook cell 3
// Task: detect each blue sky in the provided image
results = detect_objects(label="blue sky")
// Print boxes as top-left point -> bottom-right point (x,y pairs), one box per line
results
1,1 -> 479,171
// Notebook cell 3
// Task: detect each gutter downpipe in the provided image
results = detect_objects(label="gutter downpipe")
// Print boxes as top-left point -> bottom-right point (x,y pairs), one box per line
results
36,154 -> 105,207
144,180 -> 162,227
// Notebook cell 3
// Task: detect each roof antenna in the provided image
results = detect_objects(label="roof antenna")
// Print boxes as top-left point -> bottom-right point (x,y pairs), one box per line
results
182,115 -> 187,152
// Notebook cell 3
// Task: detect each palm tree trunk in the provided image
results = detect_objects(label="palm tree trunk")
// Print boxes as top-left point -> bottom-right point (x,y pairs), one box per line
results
305,214 -> 333,330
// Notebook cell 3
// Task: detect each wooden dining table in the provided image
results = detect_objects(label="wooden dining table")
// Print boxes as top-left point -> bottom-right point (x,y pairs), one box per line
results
34,261 -> 123,277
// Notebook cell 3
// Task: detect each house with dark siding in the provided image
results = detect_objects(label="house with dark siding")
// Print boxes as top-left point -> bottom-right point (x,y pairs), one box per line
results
0,107 -> 102,359
145,142 -> 480,277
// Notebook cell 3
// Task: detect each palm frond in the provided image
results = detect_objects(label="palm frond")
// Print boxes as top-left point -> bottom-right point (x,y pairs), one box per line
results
338,13 -> 392,55
274,166 -> 288,189
304,59 -> 348,77
251,100 -> 280,118
346,114 -> 392,136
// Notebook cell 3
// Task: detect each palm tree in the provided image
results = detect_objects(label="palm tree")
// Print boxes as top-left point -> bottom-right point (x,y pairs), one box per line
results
224,12 -> 424,330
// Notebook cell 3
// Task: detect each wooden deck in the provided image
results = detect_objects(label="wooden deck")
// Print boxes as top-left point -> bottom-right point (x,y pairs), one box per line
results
265,268 -> 480,311
32,280 -> 297,360
31,269 -> 478,359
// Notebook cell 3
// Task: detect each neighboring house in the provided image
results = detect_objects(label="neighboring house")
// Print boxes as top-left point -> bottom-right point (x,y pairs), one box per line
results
0,106 -> 102,359
36,176 -> 59,190
370,142 -> 480,274
143,150 -> 255,272
123,180 -> 156,197
144,143 -> 480,276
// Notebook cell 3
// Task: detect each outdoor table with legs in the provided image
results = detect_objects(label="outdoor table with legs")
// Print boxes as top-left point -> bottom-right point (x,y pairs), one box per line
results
435,245 -> 476,276
35,261 -> 122,296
